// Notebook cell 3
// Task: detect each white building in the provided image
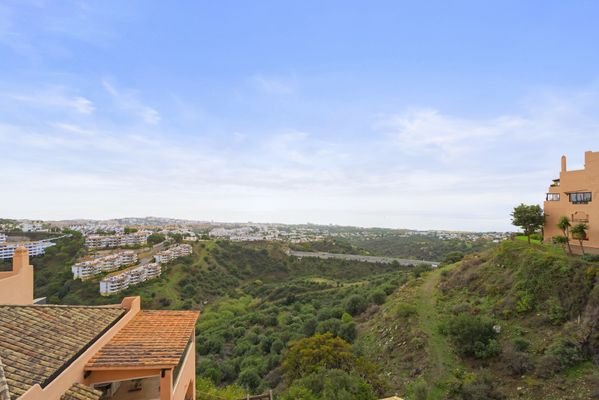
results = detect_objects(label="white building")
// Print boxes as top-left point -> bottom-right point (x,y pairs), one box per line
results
0,233 -> 6,244
0,240 -> 56,260
19,220 -> 46,232
71,250 -> 138,280
99,262 -> 162,296
85,232 -> 150,249
154,244 -> 192,264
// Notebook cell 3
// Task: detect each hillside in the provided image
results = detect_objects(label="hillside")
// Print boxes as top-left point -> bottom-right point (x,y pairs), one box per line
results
358,240 -> 599,399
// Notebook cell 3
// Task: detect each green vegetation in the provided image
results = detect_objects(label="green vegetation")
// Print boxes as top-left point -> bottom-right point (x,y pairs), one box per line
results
510,203 -> 544,244
147,232 -> 166,245
30,231 -> 599,399
347,234 -> 493,261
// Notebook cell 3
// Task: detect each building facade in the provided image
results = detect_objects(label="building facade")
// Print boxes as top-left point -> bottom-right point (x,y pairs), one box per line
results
544,151 -> 599,252
85,232 -> 150,249
154,244 -> 192,264
0,240 -> 56,260
72,250 -> 138,280
99,263 -> 162,296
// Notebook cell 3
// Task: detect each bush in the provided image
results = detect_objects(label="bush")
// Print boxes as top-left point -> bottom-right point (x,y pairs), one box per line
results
369,290 -> 386,305
501,348 -> 532,376
512,337 -> 531,352
238,368 -> 262,393
345,295 -> 368,316
283,369 -> 376,400
396,303 -> 417,318
445,314 -> 500,359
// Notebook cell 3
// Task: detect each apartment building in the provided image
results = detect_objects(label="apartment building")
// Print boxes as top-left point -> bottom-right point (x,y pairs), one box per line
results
0,234 -> 6,244
100,263 -> 162,296
85,232 -> 150,249
154,244 -> 192,264
0,240 -> 56,260
0,247 -> 198,400
544,151 -> 599,253
71,250 -> 138,280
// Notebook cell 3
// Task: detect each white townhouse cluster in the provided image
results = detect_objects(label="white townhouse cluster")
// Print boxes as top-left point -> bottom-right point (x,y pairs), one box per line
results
99,262 -> 162,296
0,233 -> 6,244
0,239 -> 56,260
154,244 -> 193,264
71,250 -> 138,280
85,232 -> 150,249
19,220 -> 47,232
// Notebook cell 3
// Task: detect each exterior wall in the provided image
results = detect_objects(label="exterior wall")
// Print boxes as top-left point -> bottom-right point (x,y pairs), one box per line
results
544,151 -> 599,250
0,247 -> 33,305
18,297 -> 142,400
172,332 -> 196,400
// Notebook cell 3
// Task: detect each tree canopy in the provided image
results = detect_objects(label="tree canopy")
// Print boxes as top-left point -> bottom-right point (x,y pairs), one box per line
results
511,204 -> 544,244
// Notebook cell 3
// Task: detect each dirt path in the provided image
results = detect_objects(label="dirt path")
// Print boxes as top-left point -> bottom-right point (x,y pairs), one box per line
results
415,267 -> 460,398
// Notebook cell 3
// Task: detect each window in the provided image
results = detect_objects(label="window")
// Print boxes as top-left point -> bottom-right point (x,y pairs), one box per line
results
569,192 -> 592,204
546,193 -> 560,201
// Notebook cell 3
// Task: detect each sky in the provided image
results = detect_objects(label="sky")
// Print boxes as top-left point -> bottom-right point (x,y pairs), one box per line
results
1,1 -> 599,231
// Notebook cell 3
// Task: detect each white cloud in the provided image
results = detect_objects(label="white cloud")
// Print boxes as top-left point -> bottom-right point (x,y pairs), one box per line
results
102,79 -> 161,124
251,74 -> 295,95
10,91 -> 95,114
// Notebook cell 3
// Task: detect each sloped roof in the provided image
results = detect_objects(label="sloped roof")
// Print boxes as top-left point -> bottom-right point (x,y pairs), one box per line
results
0,305 -> 125,399
0,357 -> 10,400
61,383 -> 102,400
86,310 -> 199,369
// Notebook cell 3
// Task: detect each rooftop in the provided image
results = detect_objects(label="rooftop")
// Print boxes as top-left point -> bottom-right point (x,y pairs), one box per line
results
60,383 -> 102,400
0,305 -> 125,399
86,310 -> 199,370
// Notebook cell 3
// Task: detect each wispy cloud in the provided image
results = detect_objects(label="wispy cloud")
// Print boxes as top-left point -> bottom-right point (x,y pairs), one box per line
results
9,90 -> 95,114
250,74 -> 296,95
102,79 -> 161,124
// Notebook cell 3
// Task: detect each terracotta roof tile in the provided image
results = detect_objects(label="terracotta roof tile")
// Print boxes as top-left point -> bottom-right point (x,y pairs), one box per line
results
86,310 -> 199,369
0,305 -> 125,400
61,383 -> 102,400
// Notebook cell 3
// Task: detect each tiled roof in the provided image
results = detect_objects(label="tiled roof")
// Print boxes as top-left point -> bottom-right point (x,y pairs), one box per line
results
0,357 -> 10,400
0,305 -> 125,399
61,383 -> 102,400
86,310 -> 199,369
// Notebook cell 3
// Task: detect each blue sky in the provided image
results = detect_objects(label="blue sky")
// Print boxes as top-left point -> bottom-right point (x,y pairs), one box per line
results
2,1 -> 599,230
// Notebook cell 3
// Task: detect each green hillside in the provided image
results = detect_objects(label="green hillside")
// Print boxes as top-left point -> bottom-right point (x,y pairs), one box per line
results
358,240 -> 599,399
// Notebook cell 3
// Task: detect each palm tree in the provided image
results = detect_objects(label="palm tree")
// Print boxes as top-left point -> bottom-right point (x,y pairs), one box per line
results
557,216 -> 572,255
571,223 -> 588,255
552,235 -> 569,254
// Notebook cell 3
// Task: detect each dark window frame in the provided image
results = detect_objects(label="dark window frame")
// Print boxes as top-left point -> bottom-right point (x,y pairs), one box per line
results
569,192 -> 592,204
546,193 -> 560,201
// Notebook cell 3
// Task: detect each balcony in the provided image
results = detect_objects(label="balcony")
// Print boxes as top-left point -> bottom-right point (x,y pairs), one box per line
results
96,377 -> 160,400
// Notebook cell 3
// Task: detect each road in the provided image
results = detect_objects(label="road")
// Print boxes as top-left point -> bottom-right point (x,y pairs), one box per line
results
286,249 -> 439,267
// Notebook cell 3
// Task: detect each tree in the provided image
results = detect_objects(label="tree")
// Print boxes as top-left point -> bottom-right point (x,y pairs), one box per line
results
571,223 -> 588,255
557,216 -> 573,255
511,204 -> 544,244
147,232 -> 166,246
552,235 -> 569,254
283,333 -> 356,382
345,295 -> 368,316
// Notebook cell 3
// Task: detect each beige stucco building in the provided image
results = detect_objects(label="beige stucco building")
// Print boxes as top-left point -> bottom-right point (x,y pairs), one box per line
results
0,246 -> 199,400
544,151 -> 599,253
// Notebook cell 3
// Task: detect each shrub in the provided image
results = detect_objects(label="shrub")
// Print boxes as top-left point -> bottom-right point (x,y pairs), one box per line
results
512,337 -> 531,353
445,314 -> 500,359
501,348 -> 533,376
369,290 -> 386,305
396,303 -> 417,318
237,368 -> 262,393
345,295 -> 368,316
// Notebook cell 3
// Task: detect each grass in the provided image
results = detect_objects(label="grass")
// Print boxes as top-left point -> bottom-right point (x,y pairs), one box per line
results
515,235 -> 542,244
414,265 -> 461,399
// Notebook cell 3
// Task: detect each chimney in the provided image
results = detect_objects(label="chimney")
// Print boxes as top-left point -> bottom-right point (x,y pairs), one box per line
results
12,245 -> 29,273
585,150 -> 593,168
561,155 -> 567,173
